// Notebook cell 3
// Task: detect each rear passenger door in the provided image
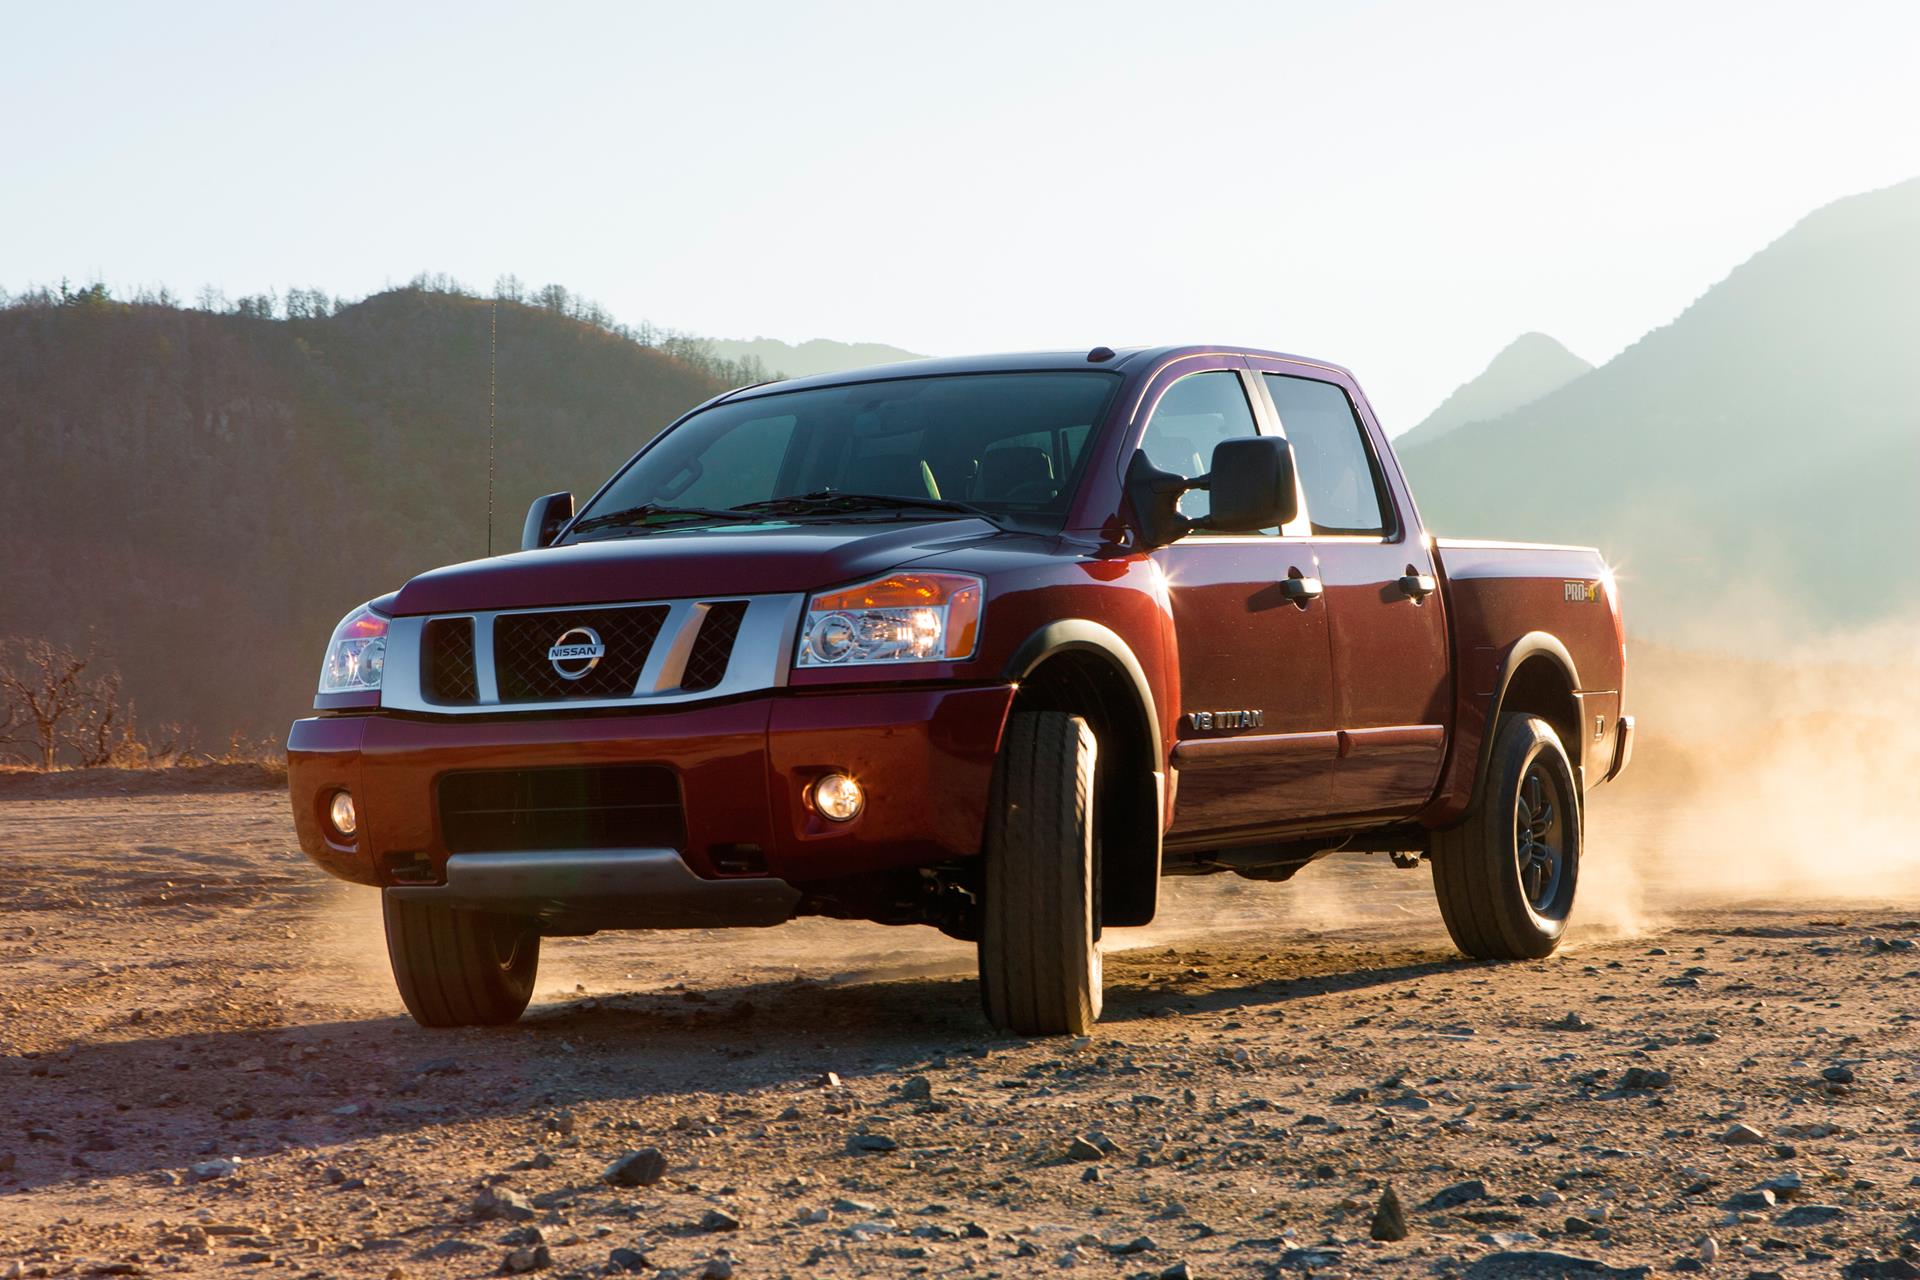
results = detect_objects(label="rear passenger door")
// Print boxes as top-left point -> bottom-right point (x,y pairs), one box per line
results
1250,363 -> 1450,819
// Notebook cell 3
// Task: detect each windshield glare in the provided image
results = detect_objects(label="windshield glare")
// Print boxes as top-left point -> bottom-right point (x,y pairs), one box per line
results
573,372 -> 1121,533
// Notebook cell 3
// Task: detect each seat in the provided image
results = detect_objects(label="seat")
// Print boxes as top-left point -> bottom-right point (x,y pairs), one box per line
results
842,453 -> 938,498
976,446 -> 1055,501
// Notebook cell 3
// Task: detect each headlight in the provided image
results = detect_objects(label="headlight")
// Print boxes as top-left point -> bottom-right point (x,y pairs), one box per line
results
797,573 -> 983,667
318,603 -> 389,693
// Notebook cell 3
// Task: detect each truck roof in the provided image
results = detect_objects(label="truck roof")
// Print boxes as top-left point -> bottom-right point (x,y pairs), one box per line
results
720,345 -> 1357,402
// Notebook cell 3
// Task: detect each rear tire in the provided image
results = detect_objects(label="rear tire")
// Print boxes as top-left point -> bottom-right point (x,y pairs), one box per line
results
383,894 -> 540,1027
977,711 -> 1103,1036
1432,713 -> 1580,960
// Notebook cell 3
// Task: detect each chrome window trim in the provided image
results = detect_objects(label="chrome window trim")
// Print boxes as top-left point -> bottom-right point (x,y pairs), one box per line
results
381,593 -> 805,714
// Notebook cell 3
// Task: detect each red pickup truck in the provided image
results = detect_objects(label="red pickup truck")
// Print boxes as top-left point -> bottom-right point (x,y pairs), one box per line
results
288,347 -> 1632,1035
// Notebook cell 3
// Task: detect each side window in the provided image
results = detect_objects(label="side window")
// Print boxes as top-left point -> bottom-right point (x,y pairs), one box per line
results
1139,371 -> 1261,523
1263,374 -> 1389,536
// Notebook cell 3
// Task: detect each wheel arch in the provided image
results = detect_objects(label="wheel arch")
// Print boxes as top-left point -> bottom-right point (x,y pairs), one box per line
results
1480,632 -> 1585,802
1002,621 -> 1164,927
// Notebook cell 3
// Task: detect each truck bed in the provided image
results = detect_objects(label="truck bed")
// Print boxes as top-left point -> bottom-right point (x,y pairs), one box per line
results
1422,538 -> 1628,824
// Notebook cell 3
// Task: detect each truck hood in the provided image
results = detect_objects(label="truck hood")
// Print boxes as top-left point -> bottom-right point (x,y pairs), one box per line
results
388,518 -> 1007,615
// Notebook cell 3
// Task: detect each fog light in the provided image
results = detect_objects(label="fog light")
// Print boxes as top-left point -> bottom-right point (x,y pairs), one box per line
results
327,790 -> 358,839
811,773 -> 864,822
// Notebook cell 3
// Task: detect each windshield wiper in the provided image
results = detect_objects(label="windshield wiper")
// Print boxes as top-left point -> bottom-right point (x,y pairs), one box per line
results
566,503 -> 769,537
731,490 -> 992,520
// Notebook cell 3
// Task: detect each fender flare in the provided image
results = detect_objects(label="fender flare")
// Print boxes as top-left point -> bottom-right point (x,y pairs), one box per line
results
1472,631 -> 1584,809
1002,620 -> 1163,766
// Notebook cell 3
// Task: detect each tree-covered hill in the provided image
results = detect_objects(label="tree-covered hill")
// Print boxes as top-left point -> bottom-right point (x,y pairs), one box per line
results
0,284 -> 734,742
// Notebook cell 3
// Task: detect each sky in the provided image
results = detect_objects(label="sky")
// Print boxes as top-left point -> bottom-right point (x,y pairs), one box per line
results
6,0 -> 1919,431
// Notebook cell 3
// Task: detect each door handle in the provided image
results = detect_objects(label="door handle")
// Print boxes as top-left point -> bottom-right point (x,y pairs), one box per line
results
1280,573 -> 1324,606
1397,569 -> 1437,601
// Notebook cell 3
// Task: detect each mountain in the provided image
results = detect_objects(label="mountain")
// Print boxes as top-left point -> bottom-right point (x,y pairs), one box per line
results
1395,332 -> 1591,447
704,336 -> 924,380
0,288 -> 730,744
1399,176 -> 1920,644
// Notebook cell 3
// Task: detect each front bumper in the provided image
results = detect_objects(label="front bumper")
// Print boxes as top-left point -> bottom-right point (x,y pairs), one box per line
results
288,683 -> 1017,908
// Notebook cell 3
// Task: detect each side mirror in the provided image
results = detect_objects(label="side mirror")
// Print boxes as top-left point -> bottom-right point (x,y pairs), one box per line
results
522,491 -> 574,551
1205,436 -> 1299,533
1123,437 -> 1299,548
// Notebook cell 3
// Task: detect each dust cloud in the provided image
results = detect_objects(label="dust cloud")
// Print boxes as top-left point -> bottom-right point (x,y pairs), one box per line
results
1583,612 -> 1920,935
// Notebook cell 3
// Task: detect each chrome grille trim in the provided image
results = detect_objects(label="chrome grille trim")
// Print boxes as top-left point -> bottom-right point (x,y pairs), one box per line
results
380,593 -> 804,715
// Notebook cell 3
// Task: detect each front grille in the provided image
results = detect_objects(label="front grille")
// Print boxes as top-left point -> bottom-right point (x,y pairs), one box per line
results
493,606 -> 668,702
680,601 -> 749,692
422,618 -> 478,703
438,765 -> 686,853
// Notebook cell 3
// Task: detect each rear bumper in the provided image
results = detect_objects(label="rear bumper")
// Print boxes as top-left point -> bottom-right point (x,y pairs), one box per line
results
1604,713 -> 1636,782
287,683 -> 1016,900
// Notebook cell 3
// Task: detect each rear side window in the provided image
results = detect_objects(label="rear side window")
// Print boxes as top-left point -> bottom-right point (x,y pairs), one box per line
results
1263,374 -> 1390,536
1139,371 -> 1261,524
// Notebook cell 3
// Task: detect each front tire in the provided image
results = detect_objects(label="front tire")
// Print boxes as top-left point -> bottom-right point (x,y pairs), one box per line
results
978,711 -> 1103,1036
1431,713 -> 1581,960
383,895 -> 540,1027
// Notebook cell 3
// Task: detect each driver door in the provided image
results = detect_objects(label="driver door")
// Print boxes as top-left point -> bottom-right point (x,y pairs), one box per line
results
1143,362 -> 1340,846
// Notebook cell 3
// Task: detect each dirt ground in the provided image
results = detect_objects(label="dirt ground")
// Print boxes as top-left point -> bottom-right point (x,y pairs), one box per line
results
4,772 -> 1919,1280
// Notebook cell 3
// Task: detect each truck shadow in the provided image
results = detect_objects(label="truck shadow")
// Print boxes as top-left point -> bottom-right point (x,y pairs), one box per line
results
0,945 -> 1463,1194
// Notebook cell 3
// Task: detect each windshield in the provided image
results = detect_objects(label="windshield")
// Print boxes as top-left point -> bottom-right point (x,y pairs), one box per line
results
570,371 -> 1121,537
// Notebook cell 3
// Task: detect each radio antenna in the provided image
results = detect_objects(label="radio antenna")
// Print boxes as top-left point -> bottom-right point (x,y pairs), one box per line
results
486,297 -> 498,556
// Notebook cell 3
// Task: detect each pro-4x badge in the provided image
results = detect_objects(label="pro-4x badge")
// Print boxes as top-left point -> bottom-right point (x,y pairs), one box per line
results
1563,580 -> 1600,603
1184,709 -> 1265,732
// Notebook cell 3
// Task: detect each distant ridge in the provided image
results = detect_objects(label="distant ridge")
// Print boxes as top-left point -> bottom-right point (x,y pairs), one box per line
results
705,335 -> 925,380
1396,332 -> 1591,447
1399,176 -> 1920,641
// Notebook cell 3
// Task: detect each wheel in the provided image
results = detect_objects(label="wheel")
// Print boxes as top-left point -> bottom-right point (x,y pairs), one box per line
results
1431,712 -> 1580,960
383,894 -> 540,1027
977,710 -> 1103,1035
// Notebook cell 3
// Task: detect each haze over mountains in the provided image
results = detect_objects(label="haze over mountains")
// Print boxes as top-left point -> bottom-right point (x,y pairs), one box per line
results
704,336 -> 924,380
1399,175 -> 1920,645
1393,332 -> 1591,447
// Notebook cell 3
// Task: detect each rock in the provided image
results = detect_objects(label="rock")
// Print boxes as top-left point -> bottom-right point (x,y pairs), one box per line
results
1108,1236 -> 1156,1255
699,1209 -> 741,1233
1823,1065 -> 1857,1084
1332,1087 -> 1371,1104
1422,1179 -> 1488,1210
1068,1132 -> 1120,1161
188,1157 -> 239,1181
1158,1265 -> 1194,1280
471,1186 -> 537,1223
1370,1185 -> 1409,1241
607,1247 -> 649,1273
1276,1248 -> 1343,1271
1759,1171 -> 1805,1201
1464,1251 -> 1650,1279
1724,1189 -> 1777,1211
1697,1235 -> 1719,1264
418,1240 -> 486,1260
602,1148 -> 668,1188
1550,1012 -> 1595,1031
702,1258 -> 734,1279
1843,1261 -> 1920,1279
1617,1067 -> 1672,1091
1720,1122 -> 1768,1145
1777,1204 -> 1847,1227
900,1076 -> 933,1101
845,1133 -> 897,1154
501,1244 -> 550,1273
